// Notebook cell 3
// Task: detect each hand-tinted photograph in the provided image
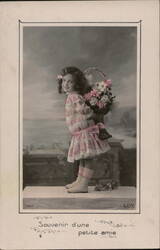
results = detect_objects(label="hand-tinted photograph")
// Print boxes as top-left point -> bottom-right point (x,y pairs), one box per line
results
22,25 -> 138,211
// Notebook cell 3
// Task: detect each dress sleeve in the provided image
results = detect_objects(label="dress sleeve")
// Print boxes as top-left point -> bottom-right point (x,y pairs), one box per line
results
65,94 -> 74,118
73,94 -> 92,114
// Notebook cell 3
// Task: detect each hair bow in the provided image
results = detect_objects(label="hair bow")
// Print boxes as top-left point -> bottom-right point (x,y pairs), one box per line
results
57,74 -> 63,80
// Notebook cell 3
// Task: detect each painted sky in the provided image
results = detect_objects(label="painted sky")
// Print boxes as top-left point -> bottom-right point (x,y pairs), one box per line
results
23,26 -> 137,149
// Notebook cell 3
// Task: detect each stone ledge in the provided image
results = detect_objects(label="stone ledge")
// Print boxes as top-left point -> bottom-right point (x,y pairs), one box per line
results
23,186 -> 136,210
23,186 -> 136,199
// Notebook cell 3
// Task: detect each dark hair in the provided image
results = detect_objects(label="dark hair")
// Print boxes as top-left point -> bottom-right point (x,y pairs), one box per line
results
57,66 -> 88,95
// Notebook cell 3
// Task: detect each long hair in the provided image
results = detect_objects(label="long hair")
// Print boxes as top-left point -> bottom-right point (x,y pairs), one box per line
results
57,66 -> 88,95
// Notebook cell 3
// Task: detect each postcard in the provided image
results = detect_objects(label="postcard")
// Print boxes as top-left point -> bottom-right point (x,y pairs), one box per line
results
0,0 -> 159,249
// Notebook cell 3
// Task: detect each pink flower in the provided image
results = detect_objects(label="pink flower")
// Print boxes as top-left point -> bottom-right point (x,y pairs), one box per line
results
84,92 -> 92,100
104,79 -> 112,87
90,89 -> 100,97
98,101 -> 105,109
84,89 -> 100,101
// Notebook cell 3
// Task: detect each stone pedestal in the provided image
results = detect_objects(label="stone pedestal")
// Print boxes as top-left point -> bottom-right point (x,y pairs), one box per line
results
73,139 -> 124,186
107,139 -> 124,185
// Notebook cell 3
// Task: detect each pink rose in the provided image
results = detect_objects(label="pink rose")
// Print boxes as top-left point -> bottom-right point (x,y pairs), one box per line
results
104,79 -> 112,87
84,90 -> 100,101
90,89 -> 100,97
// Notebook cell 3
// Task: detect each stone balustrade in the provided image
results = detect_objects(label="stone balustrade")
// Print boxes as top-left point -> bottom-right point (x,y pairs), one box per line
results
23,139 -> 124,189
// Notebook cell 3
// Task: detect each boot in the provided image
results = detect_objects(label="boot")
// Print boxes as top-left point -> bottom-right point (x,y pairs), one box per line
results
67,168 -> 94,193
65,166 -> 84,189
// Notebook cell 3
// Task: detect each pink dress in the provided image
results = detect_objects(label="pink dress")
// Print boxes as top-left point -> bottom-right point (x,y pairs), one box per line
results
65,92 -> 110,163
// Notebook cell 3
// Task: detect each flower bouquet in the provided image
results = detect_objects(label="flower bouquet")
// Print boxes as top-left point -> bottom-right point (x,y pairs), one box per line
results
95,179 -> 118,191
84,79 -> 115,115
84,67 -> 116,140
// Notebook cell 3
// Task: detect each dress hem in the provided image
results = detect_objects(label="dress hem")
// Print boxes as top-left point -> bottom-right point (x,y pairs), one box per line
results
67,145 -> 111,163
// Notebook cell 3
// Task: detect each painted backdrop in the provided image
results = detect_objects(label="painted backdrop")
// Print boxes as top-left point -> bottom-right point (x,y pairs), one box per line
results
23,26 -> 137,152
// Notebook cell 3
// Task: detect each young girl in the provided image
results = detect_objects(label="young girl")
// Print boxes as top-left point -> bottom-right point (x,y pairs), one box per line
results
58,66 -> 111,193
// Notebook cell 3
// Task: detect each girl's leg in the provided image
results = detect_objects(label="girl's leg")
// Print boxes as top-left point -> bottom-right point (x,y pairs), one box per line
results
65,159 -> 84,189
67,158 -> 94,193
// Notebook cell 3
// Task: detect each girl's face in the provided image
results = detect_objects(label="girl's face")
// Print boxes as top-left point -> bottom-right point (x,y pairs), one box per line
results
62,74 -> 75,93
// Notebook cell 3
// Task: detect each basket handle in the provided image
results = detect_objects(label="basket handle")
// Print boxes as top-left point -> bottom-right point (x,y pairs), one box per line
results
83,67 -> 107,79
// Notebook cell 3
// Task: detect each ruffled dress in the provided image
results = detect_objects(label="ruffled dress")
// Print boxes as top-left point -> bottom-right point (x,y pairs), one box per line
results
65,93 -> 110,163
